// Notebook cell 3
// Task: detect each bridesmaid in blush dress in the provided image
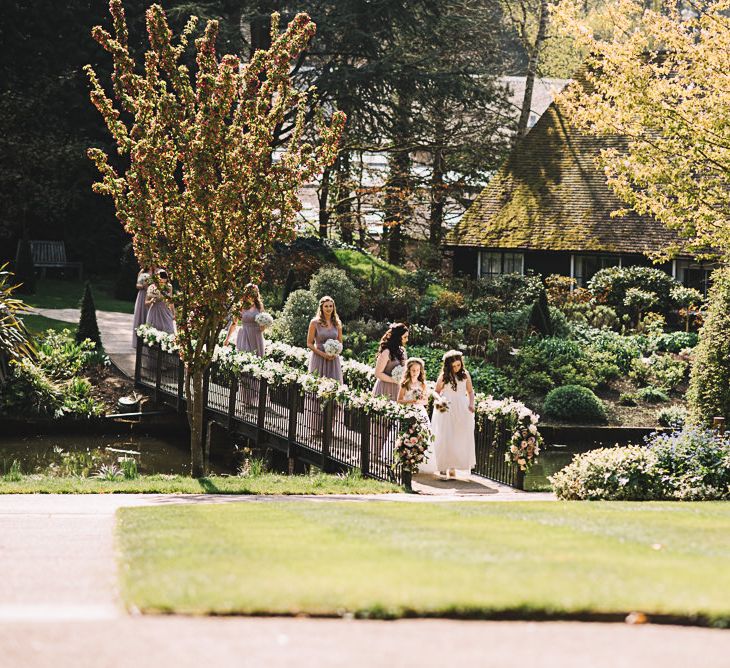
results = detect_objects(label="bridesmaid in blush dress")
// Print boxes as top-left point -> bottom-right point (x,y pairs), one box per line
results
132,266 -> 153,348
145,269 -> 176,334
305,296 -> 343,435
224,283 -> 265,356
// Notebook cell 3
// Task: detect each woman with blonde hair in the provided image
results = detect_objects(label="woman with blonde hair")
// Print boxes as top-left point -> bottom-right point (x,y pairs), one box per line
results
224,283 -> 266,356
145,269 -> 175,334
306,295 -> 343,383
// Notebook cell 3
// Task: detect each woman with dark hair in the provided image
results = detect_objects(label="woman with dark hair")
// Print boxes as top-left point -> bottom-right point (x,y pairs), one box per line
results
431,350 -> 475,478
372,322 -> 409,400
132,265 -> 154,347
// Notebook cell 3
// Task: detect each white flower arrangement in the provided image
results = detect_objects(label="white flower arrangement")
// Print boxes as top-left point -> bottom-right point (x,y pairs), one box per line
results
390,364 -> 404,384
255,312 -> 274,330
433,395 -> 450,413
323,339 -> 343,356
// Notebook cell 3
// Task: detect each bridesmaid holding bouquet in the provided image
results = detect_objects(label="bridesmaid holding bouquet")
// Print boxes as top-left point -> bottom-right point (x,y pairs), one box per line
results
306,296 -> 343,383
224,283 -> 266,357
145,269 -> 176,334
132,266 -> 154,347
372,322 -> 409,400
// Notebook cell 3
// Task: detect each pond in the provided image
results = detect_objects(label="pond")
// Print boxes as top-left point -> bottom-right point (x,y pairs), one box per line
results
0,432 -> 236,478
523,447 -> 576,492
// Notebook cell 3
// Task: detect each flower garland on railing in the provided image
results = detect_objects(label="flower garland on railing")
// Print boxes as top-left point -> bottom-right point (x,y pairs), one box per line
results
136,326 -> 541,473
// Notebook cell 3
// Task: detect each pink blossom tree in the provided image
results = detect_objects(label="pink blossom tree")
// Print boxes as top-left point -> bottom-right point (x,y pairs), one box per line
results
85,1 -> 345,476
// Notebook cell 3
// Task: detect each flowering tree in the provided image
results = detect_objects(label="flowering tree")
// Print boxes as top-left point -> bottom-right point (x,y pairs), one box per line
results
555,0 -> 730,262
85,1 -> 345,476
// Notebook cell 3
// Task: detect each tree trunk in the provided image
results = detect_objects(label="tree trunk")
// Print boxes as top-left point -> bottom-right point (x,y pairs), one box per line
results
318,165 -> 331,238
516,0 -> 549,139
188,367 -> 206,478
428,135 -> 446,263
384,95 -> 412,266
335,151 -> 354,244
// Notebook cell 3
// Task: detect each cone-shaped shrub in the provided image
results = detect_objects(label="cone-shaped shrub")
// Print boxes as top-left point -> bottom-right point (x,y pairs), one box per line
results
528,286 -> 553,336
77,282 -> 102,348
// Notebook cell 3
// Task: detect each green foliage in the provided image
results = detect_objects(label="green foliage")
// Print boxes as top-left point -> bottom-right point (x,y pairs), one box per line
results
561,302 -> 620,330
552,429 -> 730,501
571,326 -> 645,373
636,386 -> 670,404
543,385 -> 607,423
688,268 -> 730,426
588,266 -> 677,319
76,281 -> 102,347
120,457 -> 139,480
618,392 -> 638,407
13,237 -> 35,295
630,354 -> 688,392
279,290 -> 318,347
2,460 -> 22,482
0,329 -> 105,419
527,287 -> 553,336
550,446 -> 662,500
433,290 -> 467,316
657,406 -> 688,430
473,273 -> 544,309
0,264 -> 34,378
308,266 -> 360,319
654,331 -> 698,353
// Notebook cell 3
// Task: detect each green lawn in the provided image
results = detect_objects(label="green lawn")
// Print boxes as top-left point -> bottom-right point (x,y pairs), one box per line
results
0,473 -> 399,495
23,278 -> 134,313
21,314 -> 76,336
117,501 -> 730,625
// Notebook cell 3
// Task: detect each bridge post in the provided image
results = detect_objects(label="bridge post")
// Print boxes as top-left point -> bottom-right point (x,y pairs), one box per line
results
176,355 -> 185,413
321,400 -> 333,470
287,383 -> 298,460
256,378 -> 268,447
154,346 -> 162,404
360,409 -> 371,477
134,338 -> 142,386
227,378 -> 238,430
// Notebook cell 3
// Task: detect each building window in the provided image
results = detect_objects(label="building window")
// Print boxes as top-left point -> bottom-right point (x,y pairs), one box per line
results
572,254 -> 621,287
478,251 -> 524,278
674,260 -> 713,296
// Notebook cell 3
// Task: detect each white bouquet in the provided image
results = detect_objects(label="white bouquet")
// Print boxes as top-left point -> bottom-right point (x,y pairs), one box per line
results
390,364 -> 404,384
255,312 -> 274,330
323,339 -> 343,357
433,395 -> 450,413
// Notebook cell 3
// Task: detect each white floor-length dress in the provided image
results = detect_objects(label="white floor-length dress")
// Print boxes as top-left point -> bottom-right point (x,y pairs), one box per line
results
431,377 -> 476,471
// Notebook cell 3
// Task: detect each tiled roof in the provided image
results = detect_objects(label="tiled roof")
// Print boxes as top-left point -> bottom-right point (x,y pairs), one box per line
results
446,100 -> 685,255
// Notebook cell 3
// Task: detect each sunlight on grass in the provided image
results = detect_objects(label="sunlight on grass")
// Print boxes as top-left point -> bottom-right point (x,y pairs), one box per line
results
24,278 -> 134,314
117,501 -> 730,624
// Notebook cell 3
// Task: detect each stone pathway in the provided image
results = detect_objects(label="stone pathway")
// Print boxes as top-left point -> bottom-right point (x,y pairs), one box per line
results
1,493 -> 729,668
30,307 -> 136,376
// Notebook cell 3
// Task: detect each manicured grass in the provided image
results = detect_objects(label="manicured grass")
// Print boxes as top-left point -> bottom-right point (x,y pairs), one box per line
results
117,501 -> 730,625
21,314 -> 76,336
24,278 -> 134,313
0,473 -> 399,495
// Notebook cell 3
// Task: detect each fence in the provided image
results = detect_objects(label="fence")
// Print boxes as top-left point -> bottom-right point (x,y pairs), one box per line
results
135,341 -> 521,489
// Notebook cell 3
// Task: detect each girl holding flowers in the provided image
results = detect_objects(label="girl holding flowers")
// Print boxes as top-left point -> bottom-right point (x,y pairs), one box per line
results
431,350 -> 475,478
307,296 -> 343,383
224,283 -> 267,357
397,357 -> 436,473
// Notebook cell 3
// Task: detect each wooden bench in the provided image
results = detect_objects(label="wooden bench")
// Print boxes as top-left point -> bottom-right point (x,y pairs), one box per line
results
23,240 -> 83,279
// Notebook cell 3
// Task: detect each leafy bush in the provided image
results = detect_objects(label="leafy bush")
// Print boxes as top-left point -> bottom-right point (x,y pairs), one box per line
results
561,302 -> 620,330
654,331 -> 698,353
550,446 -> 662,500
433,289 -> 467,316
543,385 -> 607,423
572,326 -> 644,373
0,265 -> 34,376
308,266 -> 360,318
657,405 -> 688,430
34,330 -> 106,379
688,267 -> 730,426
278,289 -> 318,347
588,266 -> 678,319
636,386 -> 670,403
630,354 -> 687,392
649,429 -> 730,500
618,392 -> 638,406
474,273 -> 543,309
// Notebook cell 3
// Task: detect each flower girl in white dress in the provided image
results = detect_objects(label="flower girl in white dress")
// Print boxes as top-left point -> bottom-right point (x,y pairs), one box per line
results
431,350 -> 475,479
397,357 -> 437,474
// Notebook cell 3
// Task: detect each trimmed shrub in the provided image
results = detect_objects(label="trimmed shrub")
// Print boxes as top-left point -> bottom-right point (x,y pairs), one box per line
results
308,266 -> 360,319
543,385 -> 607,423
278,289 -> 318,347
688,267 -> 730,426
528,287 -> 553,337
657,405 -> 688,430
76,282 -> 102,348
637,386 -> 670,404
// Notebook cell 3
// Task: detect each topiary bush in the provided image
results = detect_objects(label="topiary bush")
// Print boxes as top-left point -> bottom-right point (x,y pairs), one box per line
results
76,282 -> 102,348
278,289 -> 318,347
550,446 -> 662,500
688,267 -> 730,426
543,385 -> 607,423
308,266 -> 360,319
527,287 -> 553,337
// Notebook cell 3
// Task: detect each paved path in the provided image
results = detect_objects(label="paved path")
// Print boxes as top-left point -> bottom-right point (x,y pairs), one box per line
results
1,494 -> 729,668
31,307 -> 136,376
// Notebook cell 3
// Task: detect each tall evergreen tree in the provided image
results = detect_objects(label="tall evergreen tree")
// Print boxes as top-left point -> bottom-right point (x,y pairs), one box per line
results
77,282 -> 102,348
